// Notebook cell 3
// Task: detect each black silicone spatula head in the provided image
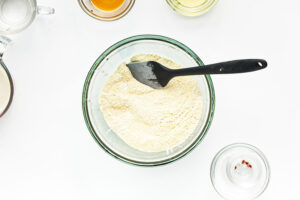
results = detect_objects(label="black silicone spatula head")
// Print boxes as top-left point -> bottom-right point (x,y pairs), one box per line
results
126,59 -> 267,89
126,61 -> 172,89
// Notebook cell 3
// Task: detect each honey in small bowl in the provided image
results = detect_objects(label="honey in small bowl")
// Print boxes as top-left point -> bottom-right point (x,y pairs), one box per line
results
91,0 -> 125,11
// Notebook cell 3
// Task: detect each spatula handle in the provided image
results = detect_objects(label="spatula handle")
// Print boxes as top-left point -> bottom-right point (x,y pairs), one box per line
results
171,59 -> 267,76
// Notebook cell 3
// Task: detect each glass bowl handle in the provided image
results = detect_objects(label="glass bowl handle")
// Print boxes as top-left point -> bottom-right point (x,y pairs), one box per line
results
0,36 -> 11,59
37,6 -> 55,15
0,36 -> 13,118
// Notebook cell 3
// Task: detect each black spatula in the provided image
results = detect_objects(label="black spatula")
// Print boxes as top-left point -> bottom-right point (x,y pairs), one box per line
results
126,59 -> 267,89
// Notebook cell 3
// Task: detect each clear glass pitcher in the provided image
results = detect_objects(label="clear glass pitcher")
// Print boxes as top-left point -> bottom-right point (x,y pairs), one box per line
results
0,0 -> 55,34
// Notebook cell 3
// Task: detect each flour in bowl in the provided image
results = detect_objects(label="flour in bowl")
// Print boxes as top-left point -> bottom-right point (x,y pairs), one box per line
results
99,54 -> 202,152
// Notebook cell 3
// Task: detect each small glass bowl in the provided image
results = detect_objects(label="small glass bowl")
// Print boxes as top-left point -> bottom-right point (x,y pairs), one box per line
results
82,35 -> 215,166
78,0 -> 135,21
210,143 -> 270,200
166,0 -> 218,16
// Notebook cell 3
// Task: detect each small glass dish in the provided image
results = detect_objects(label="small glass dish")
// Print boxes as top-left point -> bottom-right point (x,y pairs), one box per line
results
210,143 -> 270,200
78,0 -> 135,21
166,0 -> 218,16
82,35 -> 215,166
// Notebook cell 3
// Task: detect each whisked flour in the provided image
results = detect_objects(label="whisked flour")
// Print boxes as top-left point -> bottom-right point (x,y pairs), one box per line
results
99,54 -> 202,152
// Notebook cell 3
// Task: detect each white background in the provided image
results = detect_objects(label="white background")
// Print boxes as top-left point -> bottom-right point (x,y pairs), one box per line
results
0,0 -> 299,199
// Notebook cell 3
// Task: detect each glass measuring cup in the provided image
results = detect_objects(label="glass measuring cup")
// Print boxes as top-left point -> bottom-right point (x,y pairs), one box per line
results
0,0 -> 54,35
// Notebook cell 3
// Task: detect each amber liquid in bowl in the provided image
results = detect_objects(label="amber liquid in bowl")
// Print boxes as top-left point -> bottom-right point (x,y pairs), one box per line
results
91,0 -> 125,11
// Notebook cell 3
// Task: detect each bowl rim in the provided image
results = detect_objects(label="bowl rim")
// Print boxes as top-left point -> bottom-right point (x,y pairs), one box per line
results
82,34 -> 215,166
0,59 -> 14,118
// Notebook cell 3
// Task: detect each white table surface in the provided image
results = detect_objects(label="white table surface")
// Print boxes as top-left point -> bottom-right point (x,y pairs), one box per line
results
1,0 -> 299,199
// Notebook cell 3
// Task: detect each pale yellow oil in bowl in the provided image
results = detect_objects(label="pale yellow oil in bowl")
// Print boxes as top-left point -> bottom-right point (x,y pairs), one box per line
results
177,0 -> 206,7
166,0 -> 218,16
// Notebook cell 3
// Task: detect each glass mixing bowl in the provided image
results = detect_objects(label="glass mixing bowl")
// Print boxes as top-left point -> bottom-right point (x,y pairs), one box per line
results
82,35 -> 215,166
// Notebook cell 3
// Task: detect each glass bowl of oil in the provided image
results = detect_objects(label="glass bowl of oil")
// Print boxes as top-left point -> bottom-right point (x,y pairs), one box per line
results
78,0 -> 135,21
166,0 -> 218,16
